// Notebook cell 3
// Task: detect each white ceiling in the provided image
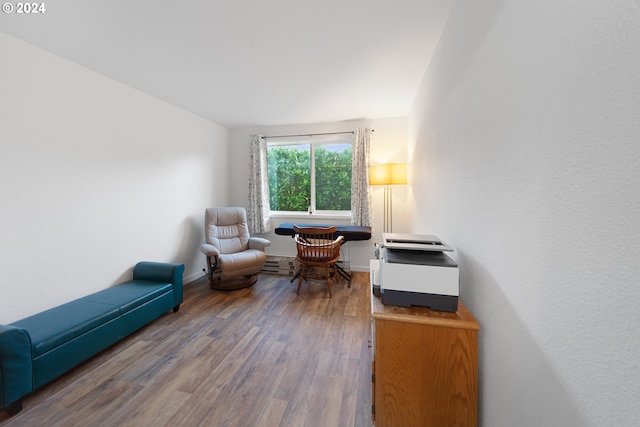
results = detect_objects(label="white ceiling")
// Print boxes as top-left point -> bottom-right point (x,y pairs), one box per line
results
0,0 -> 454,128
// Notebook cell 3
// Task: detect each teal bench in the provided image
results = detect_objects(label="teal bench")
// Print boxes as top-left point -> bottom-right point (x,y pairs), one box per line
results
0,261 -> 184,415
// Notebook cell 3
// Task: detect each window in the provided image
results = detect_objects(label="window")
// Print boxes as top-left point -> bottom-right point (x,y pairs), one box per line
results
267,140 -> 352,214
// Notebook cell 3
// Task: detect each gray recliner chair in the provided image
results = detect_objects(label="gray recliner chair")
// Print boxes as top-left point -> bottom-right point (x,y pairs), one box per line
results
200,207 -> 270,290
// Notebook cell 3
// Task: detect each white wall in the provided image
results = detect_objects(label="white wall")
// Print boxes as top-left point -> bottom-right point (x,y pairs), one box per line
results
228,117 -> 409,271
408,1 -> 640,426
0,32 -> 229,324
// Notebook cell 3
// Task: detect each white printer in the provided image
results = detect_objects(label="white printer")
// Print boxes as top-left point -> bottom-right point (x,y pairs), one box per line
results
374,233 -> 459,312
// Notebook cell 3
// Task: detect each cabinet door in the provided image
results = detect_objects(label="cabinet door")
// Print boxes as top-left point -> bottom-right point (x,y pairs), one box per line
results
371,360 -> 376,424
369,262 -> 377,423
374,318 -> 478,427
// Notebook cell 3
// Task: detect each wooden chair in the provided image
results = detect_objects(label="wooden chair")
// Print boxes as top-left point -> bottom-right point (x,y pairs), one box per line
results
293,225 -> 344,297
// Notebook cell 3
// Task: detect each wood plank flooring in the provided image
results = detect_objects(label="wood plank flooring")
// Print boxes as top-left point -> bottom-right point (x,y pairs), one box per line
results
1,272 -> 373,427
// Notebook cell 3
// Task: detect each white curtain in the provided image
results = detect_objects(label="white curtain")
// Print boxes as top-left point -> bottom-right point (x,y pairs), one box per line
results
351,128 -> 372,226
247,134 -> 271,234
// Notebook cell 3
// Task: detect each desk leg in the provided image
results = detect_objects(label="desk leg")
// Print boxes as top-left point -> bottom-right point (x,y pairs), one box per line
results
336,263 -> 352,286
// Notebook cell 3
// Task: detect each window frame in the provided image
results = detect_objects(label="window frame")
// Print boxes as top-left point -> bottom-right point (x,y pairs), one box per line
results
266,136 -> 353,218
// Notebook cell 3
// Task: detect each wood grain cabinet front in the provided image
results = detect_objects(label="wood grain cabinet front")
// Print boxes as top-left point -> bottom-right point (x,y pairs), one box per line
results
370,271 -> 479,427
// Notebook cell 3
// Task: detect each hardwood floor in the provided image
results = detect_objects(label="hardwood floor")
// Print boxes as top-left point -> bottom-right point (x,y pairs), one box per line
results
1,272 -> 373,427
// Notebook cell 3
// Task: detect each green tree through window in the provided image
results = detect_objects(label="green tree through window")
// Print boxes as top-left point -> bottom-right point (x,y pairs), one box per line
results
267,142 -> 352,212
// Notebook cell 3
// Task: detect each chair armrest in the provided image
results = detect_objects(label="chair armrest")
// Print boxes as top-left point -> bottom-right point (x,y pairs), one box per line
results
0,325 -> 33,410
249,237 -> 271,251
200,244 -> 220,257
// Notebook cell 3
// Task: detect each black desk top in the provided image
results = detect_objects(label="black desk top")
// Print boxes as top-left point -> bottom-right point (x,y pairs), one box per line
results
275,222 -> 372,242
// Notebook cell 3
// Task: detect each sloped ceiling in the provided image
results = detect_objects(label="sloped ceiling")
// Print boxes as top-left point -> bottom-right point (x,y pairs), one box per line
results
0,0 -> 454,127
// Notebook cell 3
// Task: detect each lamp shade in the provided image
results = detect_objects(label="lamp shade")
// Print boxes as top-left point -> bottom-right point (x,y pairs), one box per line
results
369,163 -> 407,185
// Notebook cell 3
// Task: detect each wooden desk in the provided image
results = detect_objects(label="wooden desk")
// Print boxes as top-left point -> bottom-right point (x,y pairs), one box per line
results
370,262 -> 479,426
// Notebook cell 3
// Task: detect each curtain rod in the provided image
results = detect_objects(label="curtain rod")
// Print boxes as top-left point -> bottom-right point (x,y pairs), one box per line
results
262,129 -> 373,139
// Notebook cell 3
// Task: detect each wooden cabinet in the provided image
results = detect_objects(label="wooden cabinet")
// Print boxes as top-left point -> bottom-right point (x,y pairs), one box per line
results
370,275 -> 479,427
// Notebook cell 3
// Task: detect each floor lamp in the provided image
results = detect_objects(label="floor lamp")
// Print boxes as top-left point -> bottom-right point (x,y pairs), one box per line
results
369,163 -> 407,233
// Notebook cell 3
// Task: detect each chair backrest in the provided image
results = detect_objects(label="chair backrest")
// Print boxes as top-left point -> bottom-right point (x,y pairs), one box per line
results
293,225 -> 344,264
204,207 -> 251,254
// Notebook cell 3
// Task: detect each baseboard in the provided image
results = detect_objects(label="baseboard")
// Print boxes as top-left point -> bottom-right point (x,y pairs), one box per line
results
349,265 -> 370,273
184,271 -> 206,284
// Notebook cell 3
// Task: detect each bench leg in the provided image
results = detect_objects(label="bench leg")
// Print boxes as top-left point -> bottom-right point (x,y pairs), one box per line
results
173,305 -> 180,313
5,400 -> 23,416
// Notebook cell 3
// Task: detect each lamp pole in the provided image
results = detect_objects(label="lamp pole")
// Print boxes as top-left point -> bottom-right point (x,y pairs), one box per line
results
384,185 -> 393,233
